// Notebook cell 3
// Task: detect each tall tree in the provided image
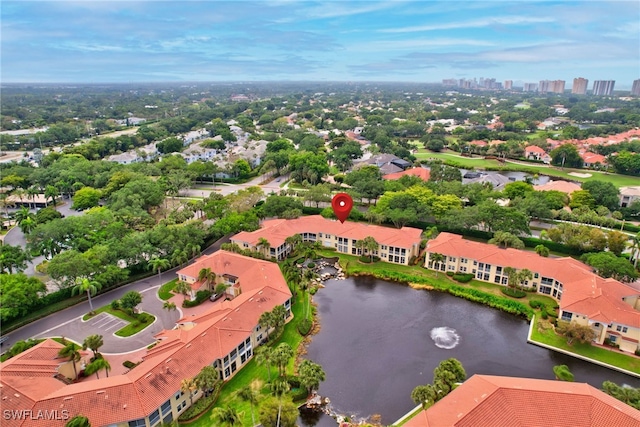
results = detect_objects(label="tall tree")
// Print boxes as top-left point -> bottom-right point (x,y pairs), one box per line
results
65,415 -> 91,427
272,343 -> 294,377
174,280 -> 192,302
58,342 -> 81,380
180,377 -> 197,407
429,252 -> 445,277
255,345 -> 274,381
198,267 -> 217,292
85,357 -> 111,379
553,365 -> 574,382
195,365 -> 219,393
259,311 -> 276,342
149,257 -> 171,280
82,334 -> 104,359
72,277 -> 102,313
298,359 -> 326,395
238,383 -> 260,427
211,406 -> 241,427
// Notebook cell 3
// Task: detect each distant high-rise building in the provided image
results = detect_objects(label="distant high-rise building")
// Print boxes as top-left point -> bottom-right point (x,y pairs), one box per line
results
592,80 -> 615,96
442,79 -> 457,86
550,80 -> 565,94
523,83 -> 538,92
631,79 -> 640,96
572,77 -> 588,94
538,80 -> 550,93
504,80 -> 513,90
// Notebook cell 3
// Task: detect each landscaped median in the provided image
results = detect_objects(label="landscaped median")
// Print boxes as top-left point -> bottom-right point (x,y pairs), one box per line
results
82,305 -> 156,337
528,315 -> 640,376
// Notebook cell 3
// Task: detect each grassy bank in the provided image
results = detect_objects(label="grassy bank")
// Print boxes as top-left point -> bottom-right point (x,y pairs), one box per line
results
158,278 -> 177,300
414,150 -> 639,187
185,291 -> 311,427
529,316 -> 640,374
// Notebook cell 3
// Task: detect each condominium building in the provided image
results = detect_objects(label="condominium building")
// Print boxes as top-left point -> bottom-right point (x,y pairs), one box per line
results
632,79 -> 640,96
523,83 -> 538,92
425,233 -> 640,354
572,77 -> 589,94
404,375 -> 640,427
539,80 -> 565,94
232,215 -> 422,265
592,80 -> 616,96
503,80 -> 513,90
0,252 -> 292,427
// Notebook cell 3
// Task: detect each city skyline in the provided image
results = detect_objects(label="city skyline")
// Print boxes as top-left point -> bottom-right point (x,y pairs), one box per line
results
1,1 -> 639,86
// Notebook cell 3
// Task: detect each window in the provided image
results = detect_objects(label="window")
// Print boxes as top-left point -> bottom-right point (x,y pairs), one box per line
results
161,400 -> 172,415
257,334 -> 263,342
381,245 -> 387,250
149,410 -> 160,426
561,312 -> 572,321
623,327 -> 628,333
175,391 -> 183,400
496,267 -> 502,274
460,266 -> 467,272
241,353 -> 247,364
540,286 -> 552,295
448,256 -> 456,262
224,367 -> 230,377
616,325 -> 622,332
483,273 -> 490,281
129,419 -> 146,427
494,276 -> 501,284
609,335 -> 617,343
448,265 -> 455,271
461,258 -> 467,263
318,233 -> 323,237
231,361 -> 237,373
534,273 -> 539,279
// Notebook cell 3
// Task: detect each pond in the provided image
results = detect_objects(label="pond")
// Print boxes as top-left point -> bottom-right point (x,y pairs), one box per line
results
299,276 -> 640,426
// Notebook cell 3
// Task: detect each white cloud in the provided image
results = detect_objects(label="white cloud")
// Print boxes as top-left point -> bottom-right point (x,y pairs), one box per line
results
379,16 -> 555,33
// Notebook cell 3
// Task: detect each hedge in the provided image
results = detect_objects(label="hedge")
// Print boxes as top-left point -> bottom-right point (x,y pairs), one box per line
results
297,318 -> 312,336
501,288 -> 526,298
182,290 -> 212,308
452,273 -> 474,283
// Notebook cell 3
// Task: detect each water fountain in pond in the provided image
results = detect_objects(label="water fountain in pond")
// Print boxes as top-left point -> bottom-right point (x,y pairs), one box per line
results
430,327 -> 460,349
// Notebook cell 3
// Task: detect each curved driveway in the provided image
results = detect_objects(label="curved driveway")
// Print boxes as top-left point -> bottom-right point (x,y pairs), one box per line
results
2,235 -> 231,354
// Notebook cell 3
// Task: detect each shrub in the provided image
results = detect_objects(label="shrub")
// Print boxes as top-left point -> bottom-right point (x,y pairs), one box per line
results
183,290 -> 212,308
446,271 -> 454,277
501,288 -> 526,298
297,318 -> 312,336
306,262 -> 315,269
137,313 -> 153,324
529,300 -> 543,309
452,273 -> 474,283
358,256 -> 372,263
123,360 -> 137,369
178,384 -> 221,421
110,299 -> 121,310
635,348 -> 640,356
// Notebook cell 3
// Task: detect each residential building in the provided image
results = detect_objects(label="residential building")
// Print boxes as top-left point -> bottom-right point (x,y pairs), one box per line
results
523,83 -> 538,92
619,186 -> 640,208
539,80 -> 565,94
592,80 -> 616,96
524,145 -> 548,162
404,375 -> 640,427
533,180 -> 581,195
0,252 -> 292,427
425,233 -> 640,353
580,151 -> 607,169
232,215 -> 422,265
383,167 -> 430,182
503,80 -> 513,90
632,79 -> 640,96
572,77 -> 589,94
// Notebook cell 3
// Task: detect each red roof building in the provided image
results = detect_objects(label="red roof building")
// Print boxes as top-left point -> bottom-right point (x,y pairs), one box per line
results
533,180 -> 581,195
383,167 -> 431,182
426,233 -> 640,355
580,152 -> 607,169
232,215 -> 422,265
404,375 -> 640,427
0,252 -> 292,427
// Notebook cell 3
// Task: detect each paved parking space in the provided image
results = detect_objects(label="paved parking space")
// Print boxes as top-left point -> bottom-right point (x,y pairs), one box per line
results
86,313 -> 128,334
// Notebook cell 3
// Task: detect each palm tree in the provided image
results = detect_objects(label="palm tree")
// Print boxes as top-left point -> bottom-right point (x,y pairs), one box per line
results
187,243 -> 201,259
553,364 -> 574,381
58,342 -> 81,380
85,357 -> 111,379
354,239 -> 366,257
180,377 -> 197,407
163,301 -> 177,311
198,267 -> 216,292
18,215 -> 37,234
44,185 -> 59,209
257,237 -> 271,256
171,248 -> 188,267
271,343 -> 293,377
149,257 -> 170,280
65,415 -> 91,427
255,346 -> 274,381
27,186 -> 39,209
629,232 -> 640,268
238,383 -> 259,427
503,267 -> 517,289
363,236 -> 379,263
516,268 -> 533,291
272,305 -> 288,333
429,253 -> 445,277
259,311 -> 276,342
285,234 -> 302,255
298,359 -> 326,396
72,277 -> 102,313
270,377 -> 290,427
211,406 -> 241,427
82,334 -> 104,360
174,280 -> 192,302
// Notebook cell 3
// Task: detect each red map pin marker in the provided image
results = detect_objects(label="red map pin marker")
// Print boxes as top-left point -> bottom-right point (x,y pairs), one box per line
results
331,193 -> 353,223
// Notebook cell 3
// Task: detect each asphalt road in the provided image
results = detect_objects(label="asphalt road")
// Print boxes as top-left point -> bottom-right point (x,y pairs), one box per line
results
1,234 -> 231,354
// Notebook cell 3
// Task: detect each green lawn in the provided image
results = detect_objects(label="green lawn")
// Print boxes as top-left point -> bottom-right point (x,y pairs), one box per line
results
415,150 -> 639,187
158,278 -> 177,300
81,305 -> 156,337
530,316 -> 640,374
185,292 -> 311,427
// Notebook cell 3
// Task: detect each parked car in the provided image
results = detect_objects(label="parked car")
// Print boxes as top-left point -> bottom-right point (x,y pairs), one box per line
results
209,293 -> 224,302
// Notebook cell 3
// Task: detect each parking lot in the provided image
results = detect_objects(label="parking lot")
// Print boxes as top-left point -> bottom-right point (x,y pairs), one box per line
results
86,313 -> 128,334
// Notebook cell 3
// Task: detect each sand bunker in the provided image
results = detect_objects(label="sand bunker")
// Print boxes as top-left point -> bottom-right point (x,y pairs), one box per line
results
568,172 -> 592,178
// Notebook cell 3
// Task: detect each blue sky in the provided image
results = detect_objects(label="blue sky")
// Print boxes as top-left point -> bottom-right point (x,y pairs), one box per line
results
2,1 -> 639,87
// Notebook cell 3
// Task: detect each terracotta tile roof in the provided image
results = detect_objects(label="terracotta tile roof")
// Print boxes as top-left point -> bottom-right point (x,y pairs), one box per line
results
533,180 -> 581,194
469,140 -> 487,147
404,375 -> 640,427
1,254 -> 292,427
232,215 -> 422,250
525,145 -> 546,154
427,233 -> 639,327
581,152 -> 607,164
383,167 -> 431,182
